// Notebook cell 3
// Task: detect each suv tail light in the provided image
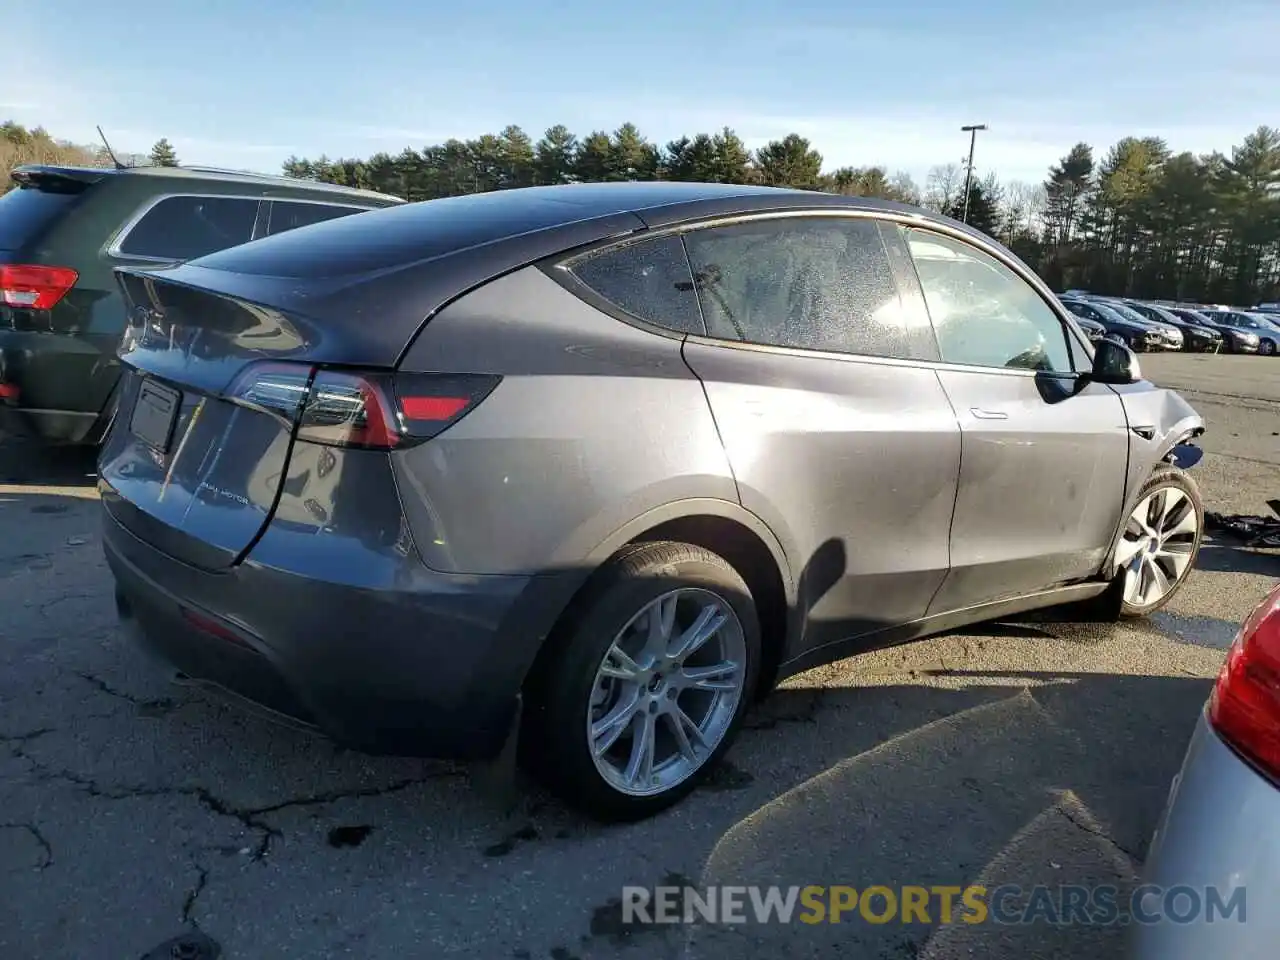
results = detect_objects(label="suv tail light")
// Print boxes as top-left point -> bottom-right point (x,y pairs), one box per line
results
0,264 -> 78,309
226,362 -> 500,450
1209,583 -> 1280,778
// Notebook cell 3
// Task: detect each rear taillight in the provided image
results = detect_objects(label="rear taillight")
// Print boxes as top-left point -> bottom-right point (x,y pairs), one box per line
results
0,264 -> 78,309
226,361 -> 499,450
1209,584 -> 1280,778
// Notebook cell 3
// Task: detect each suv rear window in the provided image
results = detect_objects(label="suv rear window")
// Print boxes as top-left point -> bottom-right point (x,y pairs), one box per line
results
266,200 -> 362,236
0,185 -> 87,251
116,195 -> 260,261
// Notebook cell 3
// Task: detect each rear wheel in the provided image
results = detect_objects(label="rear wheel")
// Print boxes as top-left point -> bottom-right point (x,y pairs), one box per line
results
521,542 -> 759,821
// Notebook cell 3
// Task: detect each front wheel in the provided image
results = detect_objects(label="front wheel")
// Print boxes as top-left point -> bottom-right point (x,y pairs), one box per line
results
1260,338 -> 1277,356
1113,466 -> 1204,618
521,542 -> 760,821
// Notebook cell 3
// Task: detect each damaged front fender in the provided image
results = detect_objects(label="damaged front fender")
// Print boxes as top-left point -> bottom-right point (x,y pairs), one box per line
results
1116,382 -> 1206,484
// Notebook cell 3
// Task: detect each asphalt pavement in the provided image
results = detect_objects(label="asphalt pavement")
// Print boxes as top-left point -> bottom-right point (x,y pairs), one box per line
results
1,352 -> 1277,960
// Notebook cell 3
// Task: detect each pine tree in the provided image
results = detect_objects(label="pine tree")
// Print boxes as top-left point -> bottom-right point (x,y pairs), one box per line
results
148,138 -> 179,167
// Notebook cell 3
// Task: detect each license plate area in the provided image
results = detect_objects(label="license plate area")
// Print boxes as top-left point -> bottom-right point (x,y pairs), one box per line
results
130,379 -> 180,453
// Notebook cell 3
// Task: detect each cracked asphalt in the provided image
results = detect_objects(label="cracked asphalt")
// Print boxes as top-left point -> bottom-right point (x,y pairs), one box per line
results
2,353 -> 1278,960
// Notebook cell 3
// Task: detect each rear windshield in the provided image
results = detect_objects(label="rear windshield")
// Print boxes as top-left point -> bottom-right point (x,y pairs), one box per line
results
192,191 -> 606,279
0,184 -> 87,251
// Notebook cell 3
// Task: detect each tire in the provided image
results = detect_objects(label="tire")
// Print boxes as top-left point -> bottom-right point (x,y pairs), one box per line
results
1066,465 -> 1204,622
520,541 -> 761,822
1114,465 -> 1204,618
1260,338 -> 1277,357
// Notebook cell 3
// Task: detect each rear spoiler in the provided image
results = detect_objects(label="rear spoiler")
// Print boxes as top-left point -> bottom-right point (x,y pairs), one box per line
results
11,165 -> 112,192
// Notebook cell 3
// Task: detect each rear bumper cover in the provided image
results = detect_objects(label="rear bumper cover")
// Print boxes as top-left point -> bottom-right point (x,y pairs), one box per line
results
103,508 -> 574,760
0,404 -> 105,444
0,329 -> 121,443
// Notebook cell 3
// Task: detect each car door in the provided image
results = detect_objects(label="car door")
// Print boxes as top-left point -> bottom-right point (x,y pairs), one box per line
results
905,228 -> 1131,614
678,214 -> 961,654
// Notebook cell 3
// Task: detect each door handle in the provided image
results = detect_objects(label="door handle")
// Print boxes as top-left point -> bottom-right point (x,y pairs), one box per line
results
970,407 -> 1008,420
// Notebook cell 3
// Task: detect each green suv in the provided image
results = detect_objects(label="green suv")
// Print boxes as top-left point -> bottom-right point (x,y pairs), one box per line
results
0,164 -> 402,444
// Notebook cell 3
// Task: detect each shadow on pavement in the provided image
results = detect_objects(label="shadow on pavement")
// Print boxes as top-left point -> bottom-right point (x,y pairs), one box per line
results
1195,537 -> 1279,577
682,670 -> 1210,959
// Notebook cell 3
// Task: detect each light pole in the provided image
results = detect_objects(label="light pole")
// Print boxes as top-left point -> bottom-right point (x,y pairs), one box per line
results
960,123 -> 988,224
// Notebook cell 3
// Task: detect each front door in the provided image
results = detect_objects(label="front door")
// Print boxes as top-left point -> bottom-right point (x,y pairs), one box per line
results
904,228 -> 1131,614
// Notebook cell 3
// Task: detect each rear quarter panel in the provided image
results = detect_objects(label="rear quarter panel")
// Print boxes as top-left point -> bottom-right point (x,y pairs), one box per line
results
393,266 -> 742,576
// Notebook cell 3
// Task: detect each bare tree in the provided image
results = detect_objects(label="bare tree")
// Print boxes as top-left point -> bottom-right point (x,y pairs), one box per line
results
888,170 -> 921,206
923,163 -> 963,213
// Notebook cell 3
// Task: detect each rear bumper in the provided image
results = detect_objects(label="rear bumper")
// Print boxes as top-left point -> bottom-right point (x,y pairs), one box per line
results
0,404 -> 106,444
1128,711 -> 1278,959
0,330 -> 121,443
103,507 -> 575,760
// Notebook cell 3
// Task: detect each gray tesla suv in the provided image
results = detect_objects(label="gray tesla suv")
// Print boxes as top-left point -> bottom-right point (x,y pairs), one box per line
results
99,182 -> 1207,821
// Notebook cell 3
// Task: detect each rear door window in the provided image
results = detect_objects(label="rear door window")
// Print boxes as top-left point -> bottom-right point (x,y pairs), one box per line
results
0,184 -> 89,251
115,195 -> 261,261
682,215 -> 923,360
564,235 -> 705,335
266,200 -> 363,237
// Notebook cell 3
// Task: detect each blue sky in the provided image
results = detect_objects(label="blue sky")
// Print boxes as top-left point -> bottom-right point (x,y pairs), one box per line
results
7,0 -> 1277,188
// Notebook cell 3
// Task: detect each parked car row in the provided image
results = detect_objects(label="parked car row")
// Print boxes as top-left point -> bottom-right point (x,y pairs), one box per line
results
1060,290 -> 1279,356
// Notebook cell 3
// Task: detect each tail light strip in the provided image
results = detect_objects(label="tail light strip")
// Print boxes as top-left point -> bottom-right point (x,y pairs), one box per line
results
225,360 -> 500,450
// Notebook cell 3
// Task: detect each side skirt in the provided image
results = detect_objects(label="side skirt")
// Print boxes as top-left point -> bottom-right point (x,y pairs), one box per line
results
775,581 -> 1110,682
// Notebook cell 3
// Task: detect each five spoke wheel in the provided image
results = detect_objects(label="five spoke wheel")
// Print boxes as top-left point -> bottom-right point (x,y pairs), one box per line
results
587,588 -> 746,797
1117,484 -> 1200,609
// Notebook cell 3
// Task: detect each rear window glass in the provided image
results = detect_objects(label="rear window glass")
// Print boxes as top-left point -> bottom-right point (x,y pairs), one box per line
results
267,200 -> 362,237
0,186 -> 85,250
192,191 -> 610,279
117,195 -> 260,261
566,236 -> 704,335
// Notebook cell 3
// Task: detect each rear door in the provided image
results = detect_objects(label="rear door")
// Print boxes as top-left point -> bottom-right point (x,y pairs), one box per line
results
678,214 -> 962,650
906,228 -> 1131,613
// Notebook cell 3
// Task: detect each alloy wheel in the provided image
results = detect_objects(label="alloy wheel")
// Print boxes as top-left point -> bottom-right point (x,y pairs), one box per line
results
587,588 -> 746,797
1116,486 -> 1200,608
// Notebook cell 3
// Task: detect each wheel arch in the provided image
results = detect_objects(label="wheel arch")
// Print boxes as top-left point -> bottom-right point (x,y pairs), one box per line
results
523,499 -> 799,701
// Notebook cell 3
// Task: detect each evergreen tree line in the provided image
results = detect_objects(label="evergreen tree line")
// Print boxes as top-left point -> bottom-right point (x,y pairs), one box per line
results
282,122 -> 1280,305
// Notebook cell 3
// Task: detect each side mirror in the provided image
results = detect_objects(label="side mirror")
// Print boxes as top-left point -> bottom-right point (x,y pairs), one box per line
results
1089,337 -> 1142,384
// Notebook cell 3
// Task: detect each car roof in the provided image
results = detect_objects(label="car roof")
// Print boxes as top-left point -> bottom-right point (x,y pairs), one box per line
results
11,163 -> 403,204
